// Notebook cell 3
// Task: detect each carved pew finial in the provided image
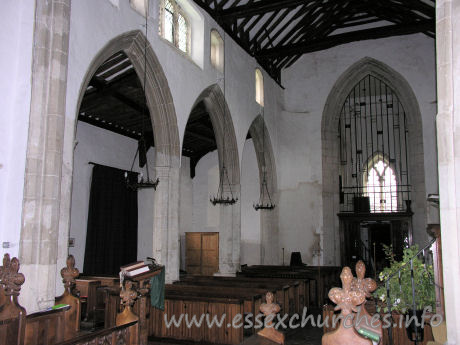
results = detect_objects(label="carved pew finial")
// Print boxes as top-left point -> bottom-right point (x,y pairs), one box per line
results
351,260 -> 377,298
56,254 -> 81,339
322,267 -> 371,345
0,254 -> 26,344
0,253 -> 25,297
328,266 -> 366,316
257,291 -> 285,344
61,255 -> 79,293
351,260 -> 382,343
116,280 -> 139,326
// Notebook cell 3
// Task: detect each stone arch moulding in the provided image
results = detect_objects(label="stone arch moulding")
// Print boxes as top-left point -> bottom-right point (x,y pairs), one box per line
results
189,83 -> 241,275
247,114 -> 279,264
321,57 -> 426,265
72,30 -> 181,282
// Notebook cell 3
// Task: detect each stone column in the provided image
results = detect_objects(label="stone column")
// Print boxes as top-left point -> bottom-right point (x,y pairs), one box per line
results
19,0 -> 71,312
153,166 -> 180,283
436,0 -> 460,342
215,183 -> 241,276
260,206 -> 279,264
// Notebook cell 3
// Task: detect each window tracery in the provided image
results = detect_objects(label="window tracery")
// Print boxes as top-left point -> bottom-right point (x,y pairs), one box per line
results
160,0 -> 190,54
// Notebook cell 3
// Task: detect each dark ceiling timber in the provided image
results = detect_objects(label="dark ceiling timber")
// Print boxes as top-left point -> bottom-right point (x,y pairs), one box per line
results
192,0 -> 435,84
256,20 -> 435,58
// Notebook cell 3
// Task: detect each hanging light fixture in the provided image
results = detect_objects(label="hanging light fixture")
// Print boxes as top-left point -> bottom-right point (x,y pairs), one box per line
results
253,107 -> 275,211
125,1 -> 159,191
210,32 -> 238,206
210,163 -> 238,205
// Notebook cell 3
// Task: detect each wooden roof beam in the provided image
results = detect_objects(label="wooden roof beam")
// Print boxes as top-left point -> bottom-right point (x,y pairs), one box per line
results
257,20 -> 434,58
87,76 -> 149,115
218,0 -> 316,20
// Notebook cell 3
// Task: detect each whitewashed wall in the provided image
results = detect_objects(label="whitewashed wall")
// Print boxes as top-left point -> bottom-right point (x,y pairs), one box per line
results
70,121 -> 156,270
280,34 -> 437,265
191,150 -> 220,234
178,138 -> 261,270
0,1 -> 35,258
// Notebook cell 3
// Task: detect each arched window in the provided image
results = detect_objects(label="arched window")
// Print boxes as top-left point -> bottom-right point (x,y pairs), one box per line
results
130,0 -> 146,16
210,29 -> 224,72
255,68 -> 264,106
338,74 -> 411,213
160,0 -> 190,54
364,155 -> 398,212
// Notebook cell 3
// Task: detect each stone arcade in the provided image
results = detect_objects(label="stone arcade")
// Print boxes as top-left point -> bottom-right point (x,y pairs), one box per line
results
1,0 -> 459,343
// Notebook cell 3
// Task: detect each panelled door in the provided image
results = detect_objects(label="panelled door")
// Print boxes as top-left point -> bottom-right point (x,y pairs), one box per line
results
185,232 -> 219,275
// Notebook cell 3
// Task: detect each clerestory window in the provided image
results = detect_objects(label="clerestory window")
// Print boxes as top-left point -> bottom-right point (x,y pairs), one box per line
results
255,68 -> 264,106
160,0 -> 190,54
210,29 -> 224,72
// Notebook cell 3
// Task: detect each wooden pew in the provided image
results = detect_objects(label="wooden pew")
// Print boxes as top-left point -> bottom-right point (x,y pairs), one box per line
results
239,265 -> 341,307
54,255 -> 81,340
0,254 -> 70,345
55,321 -> 139,345
165,284 -> 264,334
150,295 -> 244,345
104,285 -> 245,345
74,278 -> 100,321
0,253 -> 138,345
0,254 -> 26,345
24,306 -> 70,345
177,275 -> 305,316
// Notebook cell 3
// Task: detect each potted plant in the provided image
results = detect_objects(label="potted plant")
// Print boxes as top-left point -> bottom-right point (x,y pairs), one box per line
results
374,244 -> 436,342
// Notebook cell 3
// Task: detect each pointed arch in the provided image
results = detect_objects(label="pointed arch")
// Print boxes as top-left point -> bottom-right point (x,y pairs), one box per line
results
70,30 -> 181,281
321,57 -> 426,263
76,30 -> 180,167
191,84 -> 240,185
247,115 -> 279,264
189,83 -> 241,275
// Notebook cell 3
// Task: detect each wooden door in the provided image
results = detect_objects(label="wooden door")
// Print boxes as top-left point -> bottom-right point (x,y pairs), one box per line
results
201,233 -> 219,275
185,232 -> 219,275
186,233 -> 202,275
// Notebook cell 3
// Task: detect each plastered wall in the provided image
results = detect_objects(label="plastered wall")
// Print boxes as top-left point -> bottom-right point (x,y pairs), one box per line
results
0,1 -> 35,258
280,33 -> 437,265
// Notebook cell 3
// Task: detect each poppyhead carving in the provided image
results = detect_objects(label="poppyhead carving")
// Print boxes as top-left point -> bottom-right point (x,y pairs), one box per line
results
120,280 -> 138,307
328,266 -> 366,316
61,255 -> 80,290
351,260 -> 377,298
0,254 -> 25,297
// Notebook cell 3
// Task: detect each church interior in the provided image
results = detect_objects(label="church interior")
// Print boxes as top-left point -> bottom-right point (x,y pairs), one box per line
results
1,0 -> 459,344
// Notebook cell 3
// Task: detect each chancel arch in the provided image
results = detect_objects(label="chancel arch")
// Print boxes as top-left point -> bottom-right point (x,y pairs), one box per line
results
66,30 -> 181,284
243,115 -> 278,265
321,57 -> 426,271
181,83 -> 241,276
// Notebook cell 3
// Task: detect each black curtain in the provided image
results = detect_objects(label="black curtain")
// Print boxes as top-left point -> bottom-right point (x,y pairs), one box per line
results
83,164 -> 138,276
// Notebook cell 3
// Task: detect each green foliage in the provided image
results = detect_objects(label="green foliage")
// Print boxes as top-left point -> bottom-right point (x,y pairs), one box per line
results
373,244 -> 436,313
